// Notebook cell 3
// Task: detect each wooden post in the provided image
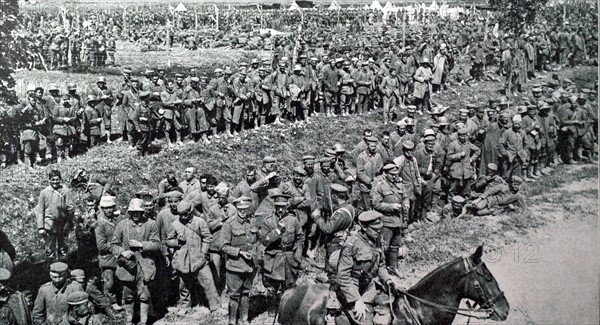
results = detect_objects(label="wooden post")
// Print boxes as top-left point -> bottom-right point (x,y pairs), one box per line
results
402,10 -> 406,48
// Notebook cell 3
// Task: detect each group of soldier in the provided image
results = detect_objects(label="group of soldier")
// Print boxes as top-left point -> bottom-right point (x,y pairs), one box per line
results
5,66 -> 594,324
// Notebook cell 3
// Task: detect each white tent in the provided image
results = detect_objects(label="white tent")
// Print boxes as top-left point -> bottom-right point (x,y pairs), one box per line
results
428,0 -> 438,12
289,1 -> 301,11
328,1 -> 341,10
383,1 -> 394,11
175,2 -> 187,12
370,0 -> 383,11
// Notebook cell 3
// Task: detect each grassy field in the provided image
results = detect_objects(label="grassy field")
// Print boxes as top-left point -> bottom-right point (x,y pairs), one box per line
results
5,47 -> 598,324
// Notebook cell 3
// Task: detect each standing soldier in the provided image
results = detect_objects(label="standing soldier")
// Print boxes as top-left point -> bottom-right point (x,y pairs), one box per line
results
258,194 -> 304,313
89,77 -> 114,143
130,92 -> 153,156
166,201 -> 224,316
393,141 -> 426,223
182,77 -> 201,143
160,79 -> 184,146
339,61 -> 356,116
52,94 -> 77,162
312,184 -> 355,310
83,95 -> 103,148
322,58 -> 341,117
380,68 -> 401,124
370,164 -> 410,275
356,136 -> 383,211
110,198 -> 160,325
288,65 -> 308,122
35,170 -> 76,259
446,128 -> 481,198
221,197 -> 258,325
94,196 -> 124,312
270,61 -> 289,125
32,262 -> 84,325
232,69 -> 253,133
18,94 -> 44,168
413,57 -> 433,113
498,116 -> 527,180
253,67 -> 272,128
354,61 -> 373,115
335,211 -> 395,325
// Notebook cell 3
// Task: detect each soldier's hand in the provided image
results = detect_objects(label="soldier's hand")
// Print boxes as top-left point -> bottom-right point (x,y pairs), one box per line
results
239,250 -> 252,260
392,203 -> 404,211
121,250 -> 134,259
178,234 -> 186,244
352,298 -> 367,322
129,239 -> 143,248
38,229 -> 46,235
266,171 -> 278,179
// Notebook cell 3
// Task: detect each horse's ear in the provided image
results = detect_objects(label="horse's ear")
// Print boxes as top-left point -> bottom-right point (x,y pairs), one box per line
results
472,245 -> 484,264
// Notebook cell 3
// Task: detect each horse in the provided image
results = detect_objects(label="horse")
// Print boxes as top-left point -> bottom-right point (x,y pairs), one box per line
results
278,245 -> 509,325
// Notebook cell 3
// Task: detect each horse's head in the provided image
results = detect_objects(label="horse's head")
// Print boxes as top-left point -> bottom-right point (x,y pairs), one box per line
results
462,245 -> 509,321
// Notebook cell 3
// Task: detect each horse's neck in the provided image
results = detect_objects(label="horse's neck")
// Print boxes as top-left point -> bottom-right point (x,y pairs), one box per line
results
406,263 -> 465,324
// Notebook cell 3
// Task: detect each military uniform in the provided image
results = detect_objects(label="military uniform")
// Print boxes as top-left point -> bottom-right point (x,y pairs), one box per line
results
33,262 -> 84,325
221,208 -> 258,325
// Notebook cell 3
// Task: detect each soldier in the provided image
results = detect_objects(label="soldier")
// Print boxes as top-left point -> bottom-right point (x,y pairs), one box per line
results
472,163 -> 505,194
179,167 -> 202,203
322,58 -> 341,116
370,164 -> 410,275
52,94 -> 77,162
82,95 -> 102,148
313,184 -> 355,309
468,176 -> 524,215
279,167 -> 312,228
380,68 -> 401,124
440,195 -> 468,219
413,57 -> 433,113
270,61 -> 288,124
160,79 -> 184,146
32,262 -> 84,325
35,169 -> 76,258
167,200 -> 224,316
0,269 -> 18,325
393,140 -> 426,223
231,166 -> 259,215
130,92 -> 153,156
94,196 -> 123,311
252,156 -> 282,218
181,77 -> 201,143
232,69 -> 253,133
69,269 -> 113,316
18,93 -> 44,168
498,115 -> 527,180
339,61 -> 356,116
537,101 -> 558,173
60,291 -> 107,325
354,61 -> 373,115
221,197 -> 258,325
110,198 -> 160,325
204,183 -> 236,293
258,194 -> 304,313
414,132 -> 444,216
446,128 -> 481,198
335,211 -> 395,325
356,136 -> 383,211
253,67 -> 272,128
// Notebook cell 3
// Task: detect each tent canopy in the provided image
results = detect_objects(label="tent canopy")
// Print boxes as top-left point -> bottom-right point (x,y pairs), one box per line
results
370,0 -> 383,11
328,0 -> 341,10
175,2 -> 187,12
289,1 -> 301,11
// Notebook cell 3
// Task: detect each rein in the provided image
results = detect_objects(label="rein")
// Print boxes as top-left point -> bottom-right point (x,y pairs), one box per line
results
390,257 -> 503,323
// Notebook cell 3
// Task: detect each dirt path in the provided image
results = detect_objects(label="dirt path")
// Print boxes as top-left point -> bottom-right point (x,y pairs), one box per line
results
454,176 -> 599,325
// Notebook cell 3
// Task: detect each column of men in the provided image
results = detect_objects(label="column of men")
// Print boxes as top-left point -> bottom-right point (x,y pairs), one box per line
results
28,77 -> 597,323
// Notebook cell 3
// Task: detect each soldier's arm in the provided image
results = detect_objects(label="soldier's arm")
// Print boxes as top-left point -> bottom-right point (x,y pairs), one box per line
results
446,142 -> 463,161
199,219 -> 212,256
165,224 -> 180,248
32,287 -> 46,325
294,219 -> 305,251
470,143 -> 481,161
141,222 -> 161,252
220,223 -> 240,257
34,190 -> 46,230
337,243 -> 361,304
110,223 -> 125,257
314,210 -> 340,234
497,132 -> 508,157
205,209 -> 223,232
259,218 -> 282,246
356,155 -> 372,185
86,283 -> 112,313
94,222 -> 111,255
481,184 -> 510,199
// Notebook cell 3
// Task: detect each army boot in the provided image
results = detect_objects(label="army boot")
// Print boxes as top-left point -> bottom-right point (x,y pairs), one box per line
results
388,246 -> 400,276
228,298 -> 239,325
239,296 -> 250,325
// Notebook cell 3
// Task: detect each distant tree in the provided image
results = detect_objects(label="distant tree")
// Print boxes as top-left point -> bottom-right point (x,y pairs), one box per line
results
0,0 -> 19,105
488,0 -> 550,36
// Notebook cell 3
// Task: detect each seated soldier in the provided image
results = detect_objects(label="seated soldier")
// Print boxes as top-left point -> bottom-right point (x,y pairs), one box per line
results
468,176 -> 525,216
440,195 -> 469,219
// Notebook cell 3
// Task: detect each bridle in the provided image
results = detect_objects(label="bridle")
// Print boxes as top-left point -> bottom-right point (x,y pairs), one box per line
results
391,257 -> 505,324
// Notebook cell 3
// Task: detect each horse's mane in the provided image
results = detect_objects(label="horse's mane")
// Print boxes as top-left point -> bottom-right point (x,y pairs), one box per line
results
409,256 -> 464,291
